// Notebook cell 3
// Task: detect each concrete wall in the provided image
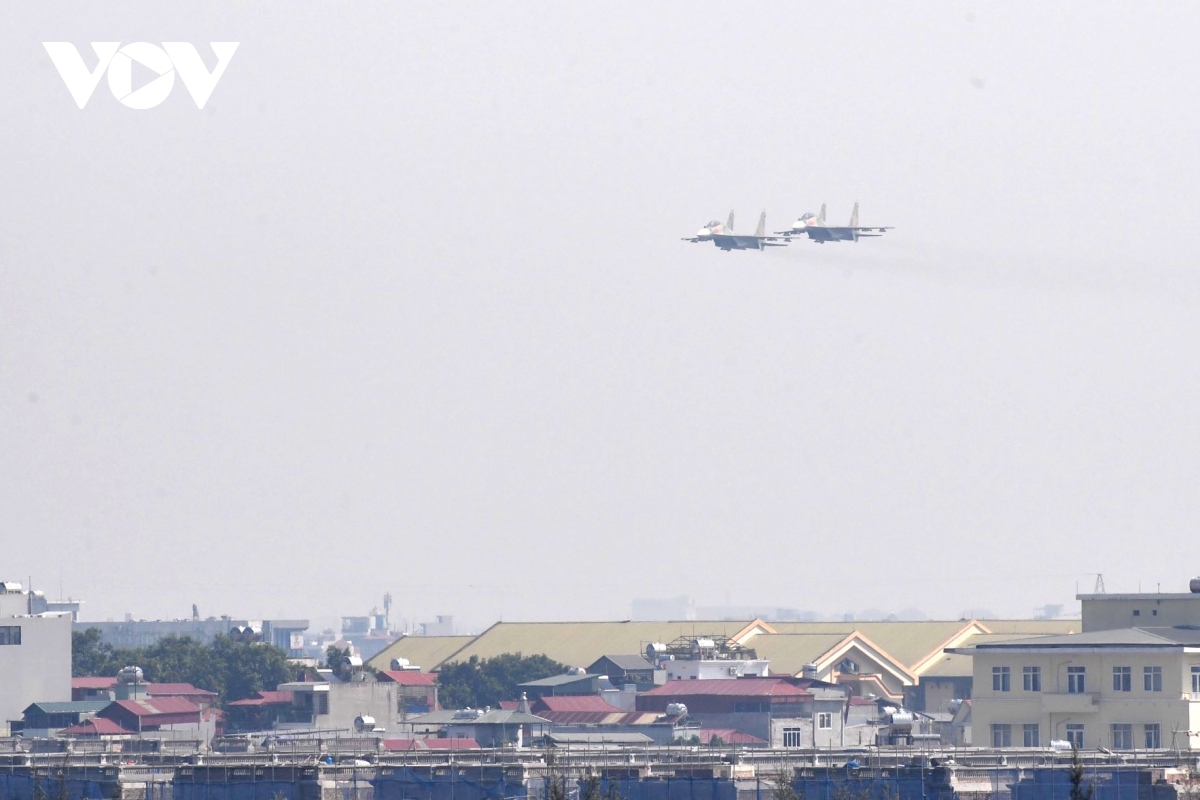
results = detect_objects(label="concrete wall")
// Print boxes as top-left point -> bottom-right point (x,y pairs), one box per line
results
970,646 -> 1200,748
0,613 -> 72,734
1080,594 -> 1200,632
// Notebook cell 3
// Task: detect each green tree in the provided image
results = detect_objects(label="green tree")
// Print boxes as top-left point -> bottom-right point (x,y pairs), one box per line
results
1069,746 -> 1094,800
325,646 -> 352,676
436,653 -> 567,708
72,628 -> 300,707
72,628 -> 118,677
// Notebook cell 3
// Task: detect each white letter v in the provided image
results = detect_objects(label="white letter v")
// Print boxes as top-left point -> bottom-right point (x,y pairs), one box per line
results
43,43 -> 120,109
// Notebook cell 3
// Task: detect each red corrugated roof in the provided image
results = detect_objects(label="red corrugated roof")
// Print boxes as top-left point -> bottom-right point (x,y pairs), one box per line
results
382,738 -> 420,751
536,711 -> 624,725
697,728 -> 767,745
70,678 -> 216,696
378,670 -> 436,686
642,679 -> 811,698
148,683 -> 217,697
60,718 -> 134,736
422,738 -> 480,749
534,696 -> 623,713
110,697 -> 200,717
228,691 -> 295,707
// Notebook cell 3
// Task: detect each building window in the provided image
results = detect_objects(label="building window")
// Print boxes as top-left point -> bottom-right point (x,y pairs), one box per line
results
782,728 -> 803,748
1023,724 -> 1040,747
1023,666 -> 1041,692
0,626 -> 20,646
991,724 -> 1012,748
1192,666 -> 1200,696
992,666 -> 1011,692
1133,609 -> 1140,617
817,712 -> 832,729
1145,666 -> 1162,692
1067,666 -> 1086,694
1111,724 -> 1133,749
1113,666 -> 1131,692
1145,724 -> 1161,749
1065,724 -> 1085,749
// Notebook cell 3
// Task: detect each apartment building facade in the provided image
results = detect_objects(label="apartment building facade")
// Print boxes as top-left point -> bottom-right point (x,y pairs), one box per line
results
956,627 -> 1200,750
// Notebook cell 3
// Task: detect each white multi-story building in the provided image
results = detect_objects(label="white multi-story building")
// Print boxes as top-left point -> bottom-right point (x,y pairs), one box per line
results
953,627 -> 1200,750
0,582 -> 72,735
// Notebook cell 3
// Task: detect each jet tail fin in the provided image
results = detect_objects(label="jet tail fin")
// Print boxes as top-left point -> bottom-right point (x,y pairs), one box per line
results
818,203 -> 827,225
755,210 -> 766,237
849,201 -> 859,228
727,210 -> 735,232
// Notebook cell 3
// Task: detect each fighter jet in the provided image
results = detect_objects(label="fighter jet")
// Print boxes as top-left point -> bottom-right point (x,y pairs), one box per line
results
778,202 -> 893,243
682,210 -> 788,251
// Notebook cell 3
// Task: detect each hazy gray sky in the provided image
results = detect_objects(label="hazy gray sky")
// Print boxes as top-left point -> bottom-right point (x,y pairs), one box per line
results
4,2 -> 1200,633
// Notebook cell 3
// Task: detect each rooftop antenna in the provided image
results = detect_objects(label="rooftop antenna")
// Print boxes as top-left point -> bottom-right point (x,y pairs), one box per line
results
1092,573 -> 1106,593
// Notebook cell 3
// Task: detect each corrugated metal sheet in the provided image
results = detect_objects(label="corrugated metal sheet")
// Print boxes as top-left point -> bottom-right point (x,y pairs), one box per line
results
697,728 -> 766,745
535,696 -> 623,713
379,670 -> 436,686
762,621 -> 976,670
366,635 -> 477,673
743,633 -> 851,676
642,679 -> 810,698
60,718 -> 134,736
439,620 -> 760,671
422,738 -> 479,749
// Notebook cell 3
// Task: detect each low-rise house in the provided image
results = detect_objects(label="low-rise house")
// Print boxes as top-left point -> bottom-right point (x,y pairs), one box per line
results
70,677 -> 218,708
59,717 -> 135,737
587,655 -> 659,687
402,708 -> 550,747
376,669 -> 438,715
97,697 -> 202,734
20,701 -> 109,736
518,672 -> 600,699
637,677 -> 834,747
530,695 -> 626,724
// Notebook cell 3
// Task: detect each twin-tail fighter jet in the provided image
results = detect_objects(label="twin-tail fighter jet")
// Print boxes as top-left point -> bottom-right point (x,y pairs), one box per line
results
777,202 -> 893,243
681,210 -> 789,251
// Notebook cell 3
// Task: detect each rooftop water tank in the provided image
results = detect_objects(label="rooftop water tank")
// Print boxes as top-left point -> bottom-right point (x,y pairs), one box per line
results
1190,577 -> 1200,594
117,665 -> 144,683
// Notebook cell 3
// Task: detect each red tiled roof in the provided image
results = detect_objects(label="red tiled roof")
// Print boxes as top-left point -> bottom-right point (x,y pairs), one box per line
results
642,679 -> 811,698
72,677 -> 118,690
60,718 -> 134,736
378,670 -> 436,686
848,696 -> 877,705
534,696 -> 623,713
698,728 -> 767,745
498,700 -> 520,711
422,738 -> 479,750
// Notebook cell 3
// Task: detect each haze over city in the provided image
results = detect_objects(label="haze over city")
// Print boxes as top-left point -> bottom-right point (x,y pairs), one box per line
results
4,2 -> 1200,632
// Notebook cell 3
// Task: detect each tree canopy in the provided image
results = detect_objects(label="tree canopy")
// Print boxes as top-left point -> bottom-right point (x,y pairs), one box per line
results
72,628 -> 300,706
436,653 -> 567,709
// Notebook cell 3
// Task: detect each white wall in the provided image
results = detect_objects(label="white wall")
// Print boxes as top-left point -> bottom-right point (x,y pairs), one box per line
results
0,614 -> 72,734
